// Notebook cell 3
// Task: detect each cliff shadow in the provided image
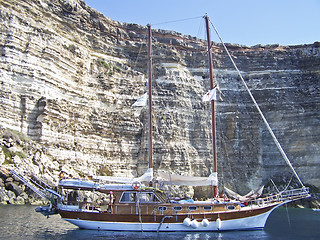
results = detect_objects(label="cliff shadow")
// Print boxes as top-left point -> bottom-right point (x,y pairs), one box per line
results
27,97 -> 47,142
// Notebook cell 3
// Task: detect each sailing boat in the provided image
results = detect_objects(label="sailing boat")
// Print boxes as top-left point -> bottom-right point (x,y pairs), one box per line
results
36,16 -> 310,231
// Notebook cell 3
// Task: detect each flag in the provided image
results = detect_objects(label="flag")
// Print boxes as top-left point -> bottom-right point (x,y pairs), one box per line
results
132,93 -> 147,107
202,87 -> 217,102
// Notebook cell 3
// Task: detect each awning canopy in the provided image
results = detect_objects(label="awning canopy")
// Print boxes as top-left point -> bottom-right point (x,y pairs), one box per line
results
158,171 -> 218,186
95,168 -> 153,184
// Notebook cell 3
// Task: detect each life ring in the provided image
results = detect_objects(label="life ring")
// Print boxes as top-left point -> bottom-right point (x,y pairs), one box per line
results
257,199 -> 264,207
132,181 -> 141,190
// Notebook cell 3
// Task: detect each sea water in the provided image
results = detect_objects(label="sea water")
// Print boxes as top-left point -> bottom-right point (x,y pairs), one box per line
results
0,205 -> 319,240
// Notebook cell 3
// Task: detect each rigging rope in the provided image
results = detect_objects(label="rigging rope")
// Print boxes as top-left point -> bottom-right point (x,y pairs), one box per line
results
132,29 -> 148,68
208,18 -> 305,188
151,16 -> 203,27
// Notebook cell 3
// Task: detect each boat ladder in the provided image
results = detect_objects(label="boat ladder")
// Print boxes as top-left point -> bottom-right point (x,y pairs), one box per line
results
10,170 -> 49,200
157,216 -> 173,232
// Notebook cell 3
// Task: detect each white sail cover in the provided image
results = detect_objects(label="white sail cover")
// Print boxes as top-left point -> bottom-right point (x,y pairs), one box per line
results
158,171 -> 218,186
59,179 -> 99,189
95,168 -> 153,184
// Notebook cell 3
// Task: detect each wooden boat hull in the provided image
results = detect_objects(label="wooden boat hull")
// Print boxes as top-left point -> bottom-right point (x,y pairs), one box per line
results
59,203 -> 280,232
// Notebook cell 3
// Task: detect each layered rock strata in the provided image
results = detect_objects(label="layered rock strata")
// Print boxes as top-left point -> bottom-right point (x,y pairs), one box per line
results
0,0 -> 319,198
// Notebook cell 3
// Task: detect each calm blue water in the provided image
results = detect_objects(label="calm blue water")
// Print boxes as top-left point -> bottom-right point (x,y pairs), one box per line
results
0,205 -> 319,240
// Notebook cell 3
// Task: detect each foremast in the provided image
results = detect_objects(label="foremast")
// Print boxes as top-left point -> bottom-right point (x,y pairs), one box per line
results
204,15 -> 218,197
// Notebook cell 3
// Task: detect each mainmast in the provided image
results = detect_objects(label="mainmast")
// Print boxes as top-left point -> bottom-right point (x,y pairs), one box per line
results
204,15 -> 218,197
147,24 -> 153,169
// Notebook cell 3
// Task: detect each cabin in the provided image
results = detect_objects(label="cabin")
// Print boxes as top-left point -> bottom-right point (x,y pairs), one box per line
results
57,178 -> 242,218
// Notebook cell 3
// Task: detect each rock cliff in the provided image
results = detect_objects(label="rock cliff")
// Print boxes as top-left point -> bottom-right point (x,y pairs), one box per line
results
0,0 -> 319,199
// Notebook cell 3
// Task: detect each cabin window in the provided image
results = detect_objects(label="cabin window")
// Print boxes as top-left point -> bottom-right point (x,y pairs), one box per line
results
173,206 -> 182,211
119,192 -> 160,203
138,192 -> 160,203
158,206 -> 167,211
188,206 -> 197,211
203,206 -> 212,211
227,205 -> 235,210
119,192 -> 136,203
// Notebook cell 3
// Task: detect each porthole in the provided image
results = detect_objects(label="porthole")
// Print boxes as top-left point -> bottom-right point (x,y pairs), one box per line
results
158,206 -> 167,211
227,205 -> 235,210
188,206 -> 197,211
203,206 -> 212,211
173,206 -> 182,211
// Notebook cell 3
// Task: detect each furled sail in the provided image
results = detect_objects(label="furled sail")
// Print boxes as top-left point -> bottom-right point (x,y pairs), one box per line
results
158,171 -> 218,186
95,168 -> 153,184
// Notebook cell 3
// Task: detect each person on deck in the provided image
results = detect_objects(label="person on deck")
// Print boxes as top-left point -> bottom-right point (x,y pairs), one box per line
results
80,198 -> 89,210
59,171 -> 65,180
109,191 -> 115,213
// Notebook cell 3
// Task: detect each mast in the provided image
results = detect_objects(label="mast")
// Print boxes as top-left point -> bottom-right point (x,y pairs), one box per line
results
147,24 -> 153,169
205,15 -> 218,197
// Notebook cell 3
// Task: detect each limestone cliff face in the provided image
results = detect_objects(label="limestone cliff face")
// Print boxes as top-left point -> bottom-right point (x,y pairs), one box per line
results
0,0 -> 319,193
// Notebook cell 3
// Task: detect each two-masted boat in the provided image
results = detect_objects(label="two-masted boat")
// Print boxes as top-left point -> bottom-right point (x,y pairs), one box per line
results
36,15 -> 310,232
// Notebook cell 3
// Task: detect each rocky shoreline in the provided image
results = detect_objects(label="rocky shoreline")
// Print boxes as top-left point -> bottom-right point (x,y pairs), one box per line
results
0,126 -> 58,205
0,167 -> 47,205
